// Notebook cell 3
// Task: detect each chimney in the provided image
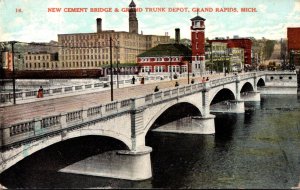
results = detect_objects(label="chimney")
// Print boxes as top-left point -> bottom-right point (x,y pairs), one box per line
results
175,28 -> 180,44
96,18 -> 102,33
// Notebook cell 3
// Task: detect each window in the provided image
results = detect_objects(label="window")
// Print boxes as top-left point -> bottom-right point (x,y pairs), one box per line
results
194,20 -> 200,28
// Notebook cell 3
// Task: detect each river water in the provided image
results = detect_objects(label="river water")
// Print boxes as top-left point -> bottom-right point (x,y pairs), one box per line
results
1,94 -> 300,189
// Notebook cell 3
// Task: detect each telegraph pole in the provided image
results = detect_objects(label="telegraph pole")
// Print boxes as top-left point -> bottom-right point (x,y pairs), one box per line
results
116,46 -> 119,89
10,41 -> 18,104
187,61 -> 190,84
110,37 -> 113,101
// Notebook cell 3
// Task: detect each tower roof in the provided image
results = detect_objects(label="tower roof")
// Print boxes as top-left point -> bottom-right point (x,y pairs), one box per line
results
129,0 -> 136,7
190,16 -> 206,21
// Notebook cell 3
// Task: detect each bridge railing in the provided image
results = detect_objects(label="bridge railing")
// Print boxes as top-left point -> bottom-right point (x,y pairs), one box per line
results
0,81 -> 112,104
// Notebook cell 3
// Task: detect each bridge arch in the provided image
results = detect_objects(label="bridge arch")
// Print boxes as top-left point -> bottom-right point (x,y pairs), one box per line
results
257,78 -> 265,87
143,101 -> 202,135
1,129 -> 131,173
240,82 -> 254,93
210,88 -> 236,105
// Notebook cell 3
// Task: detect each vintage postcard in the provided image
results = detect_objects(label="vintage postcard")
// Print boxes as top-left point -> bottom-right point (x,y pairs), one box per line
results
0,0 -> 300,189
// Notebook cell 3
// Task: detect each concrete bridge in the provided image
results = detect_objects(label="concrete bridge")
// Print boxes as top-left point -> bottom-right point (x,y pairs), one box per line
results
0,71 -> 297,180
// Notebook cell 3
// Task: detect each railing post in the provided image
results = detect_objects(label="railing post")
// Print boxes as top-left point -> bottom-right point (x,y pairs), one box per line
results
60,113 -> 67,129
22,91 -> 26,99
202,81 -> 211,117
82,107 -> 88,120
33,117 -> 42,136
235,75 -> 241,101
253,72 -> 258,92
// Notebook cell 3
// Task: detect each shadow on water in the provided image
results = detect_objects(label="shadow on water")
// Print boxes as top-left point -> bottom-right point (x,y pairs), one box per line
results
146,132 -> 215,189
214,113 -> 237,145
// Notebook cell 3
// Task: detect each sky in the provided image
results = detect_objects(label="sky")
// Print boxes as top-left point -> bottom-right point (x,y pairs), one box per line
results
0,0 -> 299,42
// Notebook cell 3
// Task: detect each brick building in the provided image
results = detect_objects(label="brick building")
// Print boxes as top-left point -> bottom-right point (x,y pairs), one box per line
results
287,27 -> 300,68
137,43 -> 191,74
137,14 -> 208,75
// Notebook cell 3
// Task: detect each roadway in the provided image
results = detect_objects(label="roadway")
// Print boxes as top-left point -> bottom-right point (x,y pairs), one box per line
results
1,73 -> 228,127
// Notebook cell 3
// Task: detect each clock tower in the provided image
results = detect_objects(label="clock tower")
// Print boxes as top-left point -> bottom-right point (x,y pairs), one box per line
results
190,15 -> 206,74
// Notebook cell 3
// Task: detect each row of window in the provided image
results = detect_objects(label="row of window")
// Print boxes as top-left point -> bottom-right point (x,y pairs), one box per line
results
61,48 -> 110,54
140,57 -> 181,62
25,60 -> 119,69
140,65 -> 187,73
25,55 -> 50,61
61,54 -> 115,61
59,34 -> 120,41
61,41 -> 118,48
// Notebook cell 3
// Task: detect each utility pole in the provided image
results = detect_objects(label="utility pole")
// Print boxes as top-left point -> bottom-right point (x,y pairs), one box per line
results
187,61 -> 190,84
116,46 -> 119,88
110,37 -> 113,101
169,50 -> 172,80
10,41 -> 18,104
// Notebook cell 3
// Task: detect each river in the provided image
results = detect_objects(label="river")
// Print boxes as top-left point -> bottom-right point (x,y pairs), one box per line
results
1,94 -> 300,189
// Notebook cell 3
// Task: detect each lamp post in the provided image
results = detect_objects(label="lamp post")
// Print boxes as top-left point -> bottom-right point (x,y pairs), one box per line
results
187,61 -> 191,84
109,37 -> 113,101
10,41 -> 18,104
116,46 -> 119,88
290,50 -> 294,70
210,43 -> 213,74
169,50 -> 172,80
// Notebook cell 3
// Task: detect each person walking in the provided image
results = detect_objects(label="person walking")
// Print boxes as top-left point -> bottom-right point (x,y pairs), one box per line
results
132,76 -> 136,84
37,86 -> 43,98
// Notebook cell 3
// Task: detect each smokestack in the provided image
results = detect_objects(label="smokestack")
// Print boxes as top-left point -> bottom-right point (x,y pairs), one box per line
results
175,28 -> 180,44
97,18 -> 102,33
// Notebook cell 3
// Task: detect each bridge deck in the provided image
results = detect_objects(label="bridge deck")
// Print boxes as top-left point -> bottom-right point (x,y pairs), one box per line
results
1,74 -> 223,127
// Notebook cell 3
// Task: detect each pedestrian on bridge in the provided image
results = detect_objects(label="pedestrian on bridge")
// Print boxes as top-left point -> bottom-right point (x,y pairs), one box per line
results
132,76 -> 136,84
175,81 -> 179,87
154,86 -> 159,92
37,86 -> 43,98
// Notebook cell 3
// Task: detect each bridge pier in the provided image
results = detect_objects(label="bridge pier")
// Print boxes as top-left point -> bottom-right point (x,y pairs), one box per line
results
60,146 -> 153,181
191,114 -> 216,134
241,91 -> 261,102
211,100 -> 245,113
228,100 -> 245,113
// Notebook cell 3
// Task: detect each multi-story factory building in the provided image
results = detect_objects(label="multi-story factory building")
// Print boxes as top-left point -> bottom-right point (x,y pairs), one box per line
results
56,0 -> 170,70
